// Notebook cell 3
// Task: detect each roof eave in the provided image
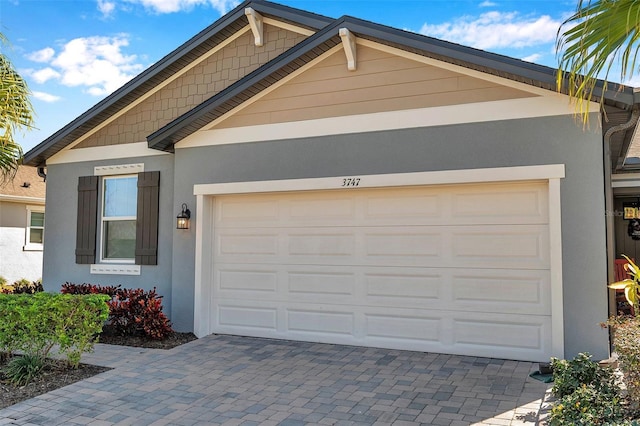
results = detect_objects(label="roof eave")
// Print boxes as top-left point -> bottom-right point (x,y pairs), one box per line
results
148,16 -> 638,151
22,0 -> 333,167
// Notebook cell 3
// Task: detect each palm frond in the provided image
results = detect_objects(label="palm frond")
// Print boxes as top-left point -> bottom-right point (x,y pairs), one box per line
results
556,0 -> 640,122
0,32 -> 33,178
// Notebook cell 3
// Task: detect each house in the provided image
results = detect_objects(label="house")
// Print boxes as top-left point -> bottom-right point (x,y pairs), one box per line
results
23,0 -> 640,362
0,166 -> 46,283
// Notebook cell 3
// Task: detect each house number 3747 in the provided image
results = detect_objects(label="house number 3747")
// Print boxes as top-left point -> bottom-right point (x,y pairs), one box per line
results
342,178 -> 361,187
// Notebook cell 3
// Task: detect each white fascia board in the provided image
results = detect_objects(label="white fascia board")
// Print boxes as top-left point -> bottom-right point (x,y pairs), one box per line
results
612,173 -> 640,188
0,195 -> 45,204
194,164 -> 565,196
176,96 -> 579,149
48,142 -> 170,165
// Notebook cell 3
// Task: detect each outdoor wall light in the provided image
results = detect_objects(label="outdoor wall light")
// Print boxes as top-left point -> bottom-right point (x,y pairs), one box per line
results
177,203 -> 191,229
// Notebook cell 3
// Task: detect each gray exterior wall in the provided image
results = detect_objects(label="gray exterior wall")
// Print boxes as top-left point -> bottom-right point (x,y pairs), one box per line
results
42,155 -> 175,313
172,113 -> 609,359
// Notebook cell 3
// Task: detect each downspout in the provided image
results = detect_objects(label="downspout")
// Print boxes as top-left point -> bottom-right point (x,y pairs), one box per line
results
37,166 -> 46,182
604,104 -> 640,317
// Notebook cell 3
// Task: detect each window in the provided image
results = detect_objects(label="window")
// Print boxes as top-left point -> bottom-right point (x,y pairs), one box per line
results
76,166 -> 159,270
24,206 -> 45,251
101,175 -> 137,262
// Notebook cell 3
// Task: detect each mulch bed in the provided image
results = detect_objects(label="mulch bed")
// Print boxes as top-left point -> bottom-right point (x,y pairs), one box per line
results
0,357 -> 110,410
0,328 -> 197,410
98,326 -> 197,349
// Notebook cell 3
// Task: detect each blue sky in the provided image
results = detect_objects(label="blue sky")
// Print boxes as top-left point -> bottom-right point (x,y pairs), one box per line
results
0,0 -> 603,151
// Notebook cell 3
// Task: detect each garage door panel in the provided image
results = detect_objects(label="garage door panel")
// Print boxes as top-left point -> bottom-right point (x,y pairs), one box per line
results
365,314 -> 442,341
451,185 -> 548,223
215,182 -> 549,228
218,233 -> 278,255
288,233 -> 356,256
218,199 -> 280,224
217,305 -> 278,330
210,182 -> 553,361
213,300 -> 551,360
214,263 -> 550,314
365,272 -> 442,300
288,271 -> 355,296
451,227 -> 549,269
289,198 -> 356,222
287,309 -> 355,335
364,232 -> 442,258
218,269 -> 278,293
453,316 -> 549,350
452,270 -> 550,314
215,225 -> 548,269
363,192 -> 442,221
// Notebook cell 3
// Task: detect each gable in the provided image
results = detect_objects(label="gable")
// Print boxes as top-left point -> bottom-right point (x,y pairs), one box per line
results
73,25 -> 308,149
212,43 -> 538,130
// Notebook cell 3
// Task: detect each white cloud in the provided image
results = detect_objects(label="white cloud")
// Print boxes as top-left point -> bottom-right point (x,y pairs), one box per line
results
32,91 -> 61,103
25,35 -> 144,96
125,0 -> 238,14
30,67 -> 61,84
26,47 -> 55,63
479,1 -> 497,7
419,11 -> 561,50
521,53 -> 542,63
97,0 -> 116,17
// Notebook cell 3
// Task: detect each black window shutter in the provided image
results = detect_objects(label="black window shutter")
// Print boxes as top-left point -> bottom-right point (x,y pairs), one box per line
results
76,176 -> 99,264
135,171 -> 160,265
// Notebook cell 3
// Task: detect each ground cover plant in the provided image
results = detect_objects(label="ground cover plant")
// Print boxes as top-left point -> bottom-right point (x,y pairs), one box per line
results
548,353 -> 623,425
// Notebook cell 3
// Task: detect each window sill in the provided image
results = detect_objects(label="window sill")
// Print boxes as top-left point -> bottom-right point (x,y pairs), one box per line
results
23,244 -> 43,252
90,264 -> 141,275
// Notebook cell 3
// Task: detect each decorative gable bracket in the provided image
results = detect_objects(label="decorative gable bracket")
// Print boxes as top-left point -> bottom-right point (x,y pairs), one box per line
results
339,28 -> 357,71
245,7 -> 264,47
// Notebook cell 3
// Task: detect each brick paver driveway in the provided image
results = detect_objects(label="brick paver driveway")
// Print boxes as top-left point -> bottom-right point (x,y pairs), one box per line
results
0,335 -> 551,425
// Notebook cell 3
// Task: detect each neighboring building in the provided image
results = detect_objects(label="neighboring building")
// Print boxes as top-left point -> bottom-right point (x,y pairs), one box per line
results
23,0 -> 640,362
0,166 -> 45,283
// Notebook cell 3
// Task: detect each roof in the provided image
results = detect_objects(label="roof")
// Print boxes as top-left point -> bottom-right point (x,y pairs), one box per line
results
23,0 -> 333,167
23,0 -> 640,166
0,166 -> 46,202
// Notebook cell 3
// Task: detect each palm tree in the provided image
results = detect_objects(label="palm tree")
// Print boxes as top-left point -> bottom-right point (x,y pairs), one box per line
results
556,0 -> 640,119
0,33 -> 33,181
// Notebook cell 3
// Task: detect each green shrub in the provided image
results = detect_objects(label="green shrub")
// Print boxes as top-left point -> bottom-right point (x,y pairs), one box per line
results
0,293 -> 110,368
551,352 -> 619,398
61,283 -> 173,340
549,353 -> 623,425
608,315 -> 640,408
4,354 -> 45,385
549,383 -> 623,426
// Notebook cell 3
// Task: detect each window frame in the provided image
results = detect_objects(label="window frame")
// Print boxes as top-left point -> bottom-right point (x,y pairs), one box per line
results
24,205 -> 45,251
99,174 -> 138,264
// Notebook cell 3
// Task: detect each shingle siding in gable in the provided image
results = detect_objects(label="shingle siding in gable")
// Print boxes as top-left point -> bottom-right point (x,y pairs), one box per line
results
74,26 -> 307,149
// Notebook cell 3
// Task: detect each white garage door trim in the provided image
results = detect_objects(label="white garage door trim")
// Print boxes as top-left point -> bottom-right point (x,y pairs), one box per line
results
193,164 -> 565,359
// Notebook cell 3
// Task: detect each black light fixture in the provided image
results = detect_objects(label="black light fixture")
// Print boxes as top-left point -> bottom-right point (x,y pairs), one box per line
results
177,203 -> 191,229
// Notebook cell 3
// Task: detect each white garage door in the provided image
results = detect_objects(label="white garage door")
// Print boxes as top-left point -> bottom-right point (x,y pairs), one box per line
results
209,181 -> 552,361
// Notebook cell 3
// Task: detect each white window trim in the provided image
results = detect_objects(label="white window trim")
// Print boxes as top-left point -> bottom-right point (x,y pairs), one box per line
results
99,174 -> 137,264
24,205 -> 45,251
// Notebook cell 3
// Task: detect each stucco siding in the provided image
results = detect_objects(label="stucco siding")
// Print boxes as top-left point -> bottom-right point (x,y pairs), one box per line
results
216,45 -> 536,129
74,26 -> 307,149
42,155 -> 175,313
171,113 -> 608,359
0,201 -> 43,282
